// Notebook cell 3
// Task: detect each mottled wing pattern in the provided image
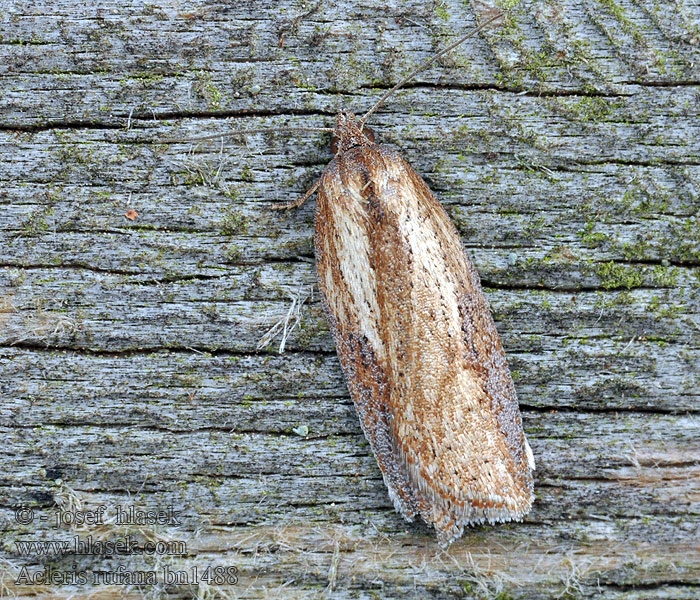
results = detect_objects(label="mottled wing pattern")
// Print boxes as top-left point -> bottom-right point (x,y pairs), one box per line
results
314,144 -> 534,544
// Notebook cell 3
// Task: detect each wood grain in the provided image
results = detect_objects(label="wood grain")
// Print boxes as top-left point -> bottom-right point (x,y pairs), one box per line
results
1,0 -> 699,598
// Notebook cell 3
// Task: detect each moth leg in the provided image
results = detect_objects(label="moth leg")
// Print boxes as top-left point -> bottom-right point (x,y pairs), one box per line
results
270,178 -> 321,210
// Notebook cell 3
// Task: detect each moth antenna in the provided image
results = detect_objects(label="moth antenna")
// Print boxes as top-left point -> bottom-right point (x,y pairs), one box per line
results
360,11 -> 504,128
161,126 -> 334,144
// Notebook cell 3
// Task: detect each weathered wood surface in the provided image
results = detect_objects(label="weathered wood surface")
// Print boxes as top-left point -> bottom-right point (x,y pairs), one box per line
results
1,0 -> 699,598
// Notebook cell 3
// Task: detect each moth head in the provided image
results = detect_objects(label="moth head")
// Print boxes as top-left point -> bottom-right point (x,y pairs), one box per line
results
331,112 -> 375,155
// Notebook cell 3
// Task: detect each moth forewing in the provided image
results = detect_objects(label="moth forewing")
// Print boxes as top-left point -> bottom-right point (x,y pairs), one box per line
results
314,114 -> 534,546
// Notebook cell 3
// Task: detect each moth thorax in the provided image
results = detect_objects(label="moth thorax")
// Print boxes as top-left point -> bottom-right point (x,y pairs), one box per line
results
331,112 -> 375,154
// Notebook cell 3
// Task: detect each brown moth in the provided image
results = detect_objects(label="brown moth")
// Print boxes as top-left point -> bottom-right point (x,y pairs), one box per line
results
313,111 -> 534,545
167,11 -> 534,546
302,13 -> 533,546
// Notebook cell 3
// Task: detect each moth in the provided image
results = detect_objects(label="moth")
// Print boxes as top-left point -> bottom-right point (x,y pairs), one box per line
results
169,11 -> 535,546
312,110 -> 535,546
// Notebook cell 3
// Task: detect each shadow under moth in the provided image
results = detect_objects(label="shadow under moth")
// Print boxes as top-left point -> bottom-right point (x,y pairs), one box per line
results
170,10 -> 535,547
